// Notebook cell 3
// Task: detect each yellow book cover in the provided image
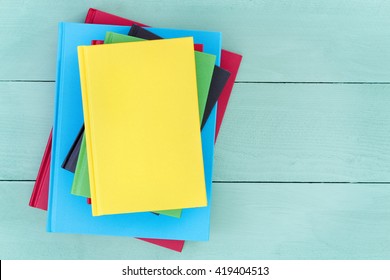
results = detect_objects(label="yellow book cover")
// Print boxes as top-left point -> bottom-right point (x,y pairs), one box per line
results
77,37 -> 207,216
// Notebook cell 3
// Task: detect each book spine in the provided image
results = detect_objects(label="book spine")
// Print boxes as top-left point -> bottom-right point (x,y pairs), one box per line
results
47,22 -> 66,232
29,131 -> 51,208
216,33 -> 222,66
71,135 -> 89,197
29,130 -> 52,210
61,125 -> 84,172
77,46 -> 99,216
128,24 -> 139,36
215,50 -> 243,141
84,8 -> 97,23
104,32 -> 113,44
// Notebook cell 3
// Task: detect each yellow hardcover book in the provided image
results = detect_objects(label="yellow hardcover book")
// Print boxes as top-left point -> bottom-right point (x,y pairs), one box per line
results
78,37 -> 207,216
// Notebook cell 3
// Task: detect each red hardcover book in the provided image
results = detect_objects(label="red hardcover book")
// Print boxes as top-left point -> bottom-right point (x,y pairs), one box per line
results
29,130 -> 52,210
138,238 -> 184,252
30,39 -> 184,252
194,44 -> 203,52
216,50 -> 243,140
85,8 -> 241,139
91,39 -> 104,45
85,8 -> 149,27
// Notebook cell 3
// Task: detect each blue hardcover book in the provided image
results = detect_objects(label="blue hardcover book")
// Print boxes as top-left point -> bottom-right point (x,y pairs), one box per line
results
47,22 -> 220,240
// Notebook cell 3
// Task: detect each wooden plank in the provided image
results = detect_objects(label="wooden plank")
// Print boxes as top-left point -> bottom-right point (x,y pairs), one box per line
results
3,82 -> 390,182
0,82 -> 53,180
1,1 -> 390,81
1,182 -> 389,259
215,83 -> 390,182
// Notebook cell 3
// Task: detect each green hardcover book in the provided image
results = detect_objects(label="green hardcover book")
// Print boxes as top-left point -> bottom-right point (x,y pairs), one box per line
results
71,134 -> 89,197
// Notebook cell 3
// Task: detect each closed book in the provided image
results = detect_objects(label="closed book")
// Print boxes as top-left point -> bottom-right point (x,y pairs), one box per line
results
216,50 -> 243,140
29,130 -> 52,210
61,125 -> 84,172
71,133 -> 89,197
201,66 -> 231,129
128,24 -> 161,39
72,32 -> 215,219
47,22 -> 221,241
85,8 -> 148,27
79,37 -> 206,216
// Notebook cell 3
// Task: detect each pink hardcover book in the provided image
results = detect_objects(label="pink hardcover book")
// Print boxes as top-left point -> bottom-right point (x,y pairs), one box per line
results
29,130 -> 52,210
216,50 -> 243,140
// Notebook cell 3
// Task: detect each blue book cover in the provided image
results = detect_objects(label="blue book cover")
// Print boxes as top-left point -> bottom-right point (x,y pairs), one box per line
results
47,22 -> 221,241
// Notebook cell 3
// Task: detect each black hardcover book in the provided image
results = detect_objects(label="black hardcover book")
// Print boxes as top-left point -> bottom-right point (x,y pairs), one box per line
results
61,125 -> 84,172
201,66 -> 231,129
128,24 -> 163,40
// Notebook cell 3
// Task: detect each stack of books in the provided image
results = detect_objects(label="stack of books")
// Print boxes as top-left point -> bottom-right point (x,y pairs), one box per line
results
29,8 -> 242,252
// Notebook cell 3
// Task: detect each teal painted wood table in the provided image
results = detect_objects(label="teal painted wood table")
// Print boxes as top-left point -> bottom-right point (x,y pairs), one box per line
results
1,0 -> 390,259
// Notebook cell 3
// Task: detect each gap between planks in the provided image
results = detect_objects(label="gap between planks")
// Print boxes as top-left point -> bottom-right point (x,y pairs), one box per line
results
2,80 -> 390,84
2,180 -> 390,184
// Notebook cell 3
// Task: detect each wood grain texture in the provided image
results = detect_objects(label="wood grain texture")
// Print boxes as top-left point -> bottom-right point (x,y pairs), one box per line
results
0,82 -> 53,180
1,0 -> 390,260
2,82 -> 390,182
215,83 -> 390,182
1,0 -> 390,81
1,182 -> 390,259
